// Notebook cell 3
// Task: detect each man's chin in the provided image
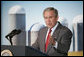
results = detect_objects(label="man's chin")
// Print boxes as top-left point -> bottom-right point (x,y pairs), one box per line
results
47,26 -> 52,28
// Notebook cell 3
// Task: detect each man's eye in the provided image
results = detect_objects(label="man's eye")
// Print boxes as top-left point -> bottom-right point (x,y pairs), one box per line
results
45,17 -> 48,19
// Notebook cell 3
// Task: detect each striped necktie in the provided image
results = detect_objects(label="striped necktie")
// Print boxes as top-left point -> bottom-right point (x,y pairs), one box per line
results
45,29 -> 52,52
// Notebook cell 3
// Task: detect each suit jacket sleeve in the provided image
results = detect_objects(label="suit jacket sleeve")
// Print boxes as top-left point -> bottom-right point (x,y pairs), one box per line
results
56,28 -> 72,54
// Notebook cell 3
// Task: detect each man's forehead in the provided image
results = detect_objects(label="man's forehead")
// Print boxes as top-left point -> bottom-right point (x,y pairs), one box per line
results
45,10 -> 54,13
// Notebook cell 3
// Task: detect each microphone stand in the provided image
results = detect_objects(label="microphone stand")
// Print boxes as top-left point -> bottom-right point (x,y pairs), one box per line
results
10,38 -> 13,45
6,36 -> 13,45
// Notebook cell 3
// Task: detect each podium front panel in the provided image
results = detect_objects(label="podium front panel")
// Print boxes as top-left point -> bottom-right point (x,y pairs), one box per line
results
25,46 -> 47,56
1,45 -> 47,56
1,45 -> 25,56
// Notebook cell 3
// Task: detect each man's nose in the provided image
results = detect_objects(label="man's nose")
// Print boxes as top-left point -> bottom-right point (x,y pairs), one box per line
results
47,17 -> 51,21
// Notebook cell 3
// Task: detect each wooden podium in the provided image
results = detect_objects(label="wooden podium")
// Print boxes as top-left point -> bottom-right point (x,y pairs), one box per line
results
1,45 -> 47,56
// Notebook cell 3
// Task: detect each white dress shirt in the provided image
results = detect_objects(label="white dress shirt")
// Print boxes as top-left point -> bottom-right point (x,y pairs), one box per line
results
45,22 -> 59,48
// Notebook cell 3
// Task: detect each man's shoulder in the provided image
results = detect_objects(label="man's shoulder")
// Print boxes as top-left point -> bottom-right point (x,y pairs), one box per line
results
58,22 -> 72,34
39,27 -> 48,31
61,26 -> 70,31
60,25 -> 72,35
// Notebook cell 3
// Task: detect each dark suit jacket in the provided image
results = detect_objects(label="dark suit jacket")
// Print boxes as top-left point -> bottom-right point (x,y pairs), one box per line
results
32,22 -> 72,56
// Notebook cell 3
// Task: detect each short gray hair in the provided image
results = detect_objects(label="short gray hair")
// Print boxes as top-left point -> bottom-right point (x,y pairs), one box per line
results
43,7 -> 58,18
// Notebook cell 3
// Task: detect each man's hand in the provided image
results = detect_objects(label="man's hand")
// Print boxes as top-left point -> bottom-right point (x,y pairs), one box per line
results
49,34 -> 56,46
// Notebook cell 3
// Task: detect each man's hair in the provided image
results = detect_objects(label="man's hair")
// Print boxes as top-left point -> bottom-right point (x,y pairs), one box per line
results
43,7 -> 58,18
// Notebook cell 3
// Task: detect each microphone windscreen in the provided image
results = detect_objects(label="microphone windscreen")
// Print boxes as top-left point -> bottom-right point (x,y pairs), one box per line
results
16,29 -> 21,34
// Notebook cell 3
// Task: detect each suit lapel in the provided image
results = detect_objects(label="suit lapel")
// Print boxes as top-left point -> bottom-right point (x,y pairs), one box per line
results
52,22 -> 62,41
41,27 -> 48,53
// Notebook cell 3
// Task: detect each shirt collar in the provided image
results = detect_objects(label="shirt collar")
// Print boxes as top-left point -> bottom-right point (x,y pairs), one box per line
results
48,22 -> 59,35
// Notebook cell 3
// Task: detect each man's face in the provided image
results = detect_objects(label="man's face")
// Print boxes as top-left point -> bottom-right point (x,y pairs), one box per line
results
44,10 -> 58,28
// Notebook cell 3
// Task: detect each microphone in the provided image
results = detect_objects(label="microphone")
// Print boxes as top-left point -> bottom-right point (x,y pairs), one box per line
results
5,29 -> 21,45
5,29 -> 21,39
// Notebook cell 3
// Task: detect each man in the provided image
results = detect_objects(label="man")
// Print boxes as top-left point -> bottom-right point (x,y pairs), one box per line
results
32,7 -> 72,56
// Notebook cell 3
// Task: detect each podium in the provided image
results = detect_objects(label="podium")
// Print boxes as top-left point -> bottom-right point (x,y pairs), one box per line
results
1,45 -> 47,56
